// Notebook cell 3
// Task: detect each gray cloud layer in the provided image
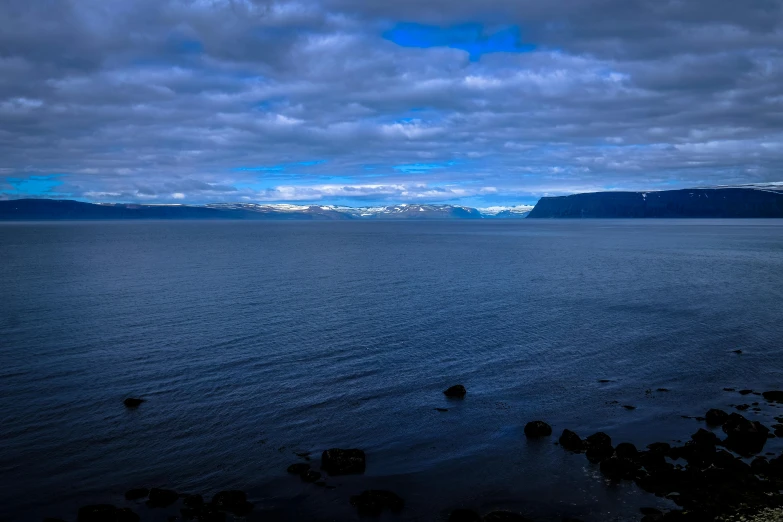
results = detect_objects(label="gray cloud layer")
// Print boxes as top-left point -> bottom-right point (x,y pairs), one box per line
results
1,0 -> 782,204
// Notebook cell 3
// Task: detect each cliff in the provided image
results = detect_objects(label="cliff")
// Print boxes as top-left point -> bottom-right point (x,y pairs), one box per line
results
527,188 -> 783,218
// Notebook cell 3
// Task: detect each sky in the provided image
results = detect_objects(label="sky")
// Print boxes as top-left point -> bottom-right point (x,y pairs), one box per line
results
1,0 -> 782,207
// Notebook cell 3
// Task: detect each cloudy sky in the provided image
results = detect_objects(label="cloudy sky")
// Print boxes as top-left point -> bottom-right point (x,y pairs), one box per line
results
1,0 -> 782,206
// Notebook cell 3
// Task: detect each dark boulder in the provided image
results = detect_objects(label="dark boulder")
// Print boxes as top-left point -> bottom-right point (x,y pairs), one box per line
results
448,509 -> 482,522
646,442 -> 671,455
124,488 -> 149,501
691,428 -> 721,448
444,385 -> 467,398
705,409 -> 729,426
483,511 -> 534,522
599,456 -> 639,480
585,432 -> 613,463
524,421 -> 552,438
115,510 -> 139,522
349,490 -> 404,515
123,398 -> 145,408
751,457 -> 770,475
739,389 -> 753,395
722,413 -> 769,455
286,463 -> 310,475
301,469 -> 321,483
43,519 -> 67,522
321,448 -> 366,475
146,488 -> 178,508
615,442 -> 638,460
559,429 -> 584,452
212,490 -> 253,516
763,390 -> 783,403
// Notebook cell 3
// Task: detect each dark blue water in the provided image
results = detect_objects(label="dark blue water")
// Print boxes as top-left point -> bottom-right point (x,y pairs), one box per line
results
2,220 -> 783,522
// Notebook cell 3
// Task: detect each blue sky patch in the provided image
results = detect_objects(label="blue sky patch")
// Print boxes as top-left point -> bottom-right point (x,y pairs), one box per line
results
4,175 -> 65,195
384,23 -> 535,60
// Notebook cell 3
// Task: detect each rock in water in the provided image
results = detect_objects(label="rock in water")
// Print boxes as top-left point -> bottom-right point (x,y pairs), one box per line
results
483,511 -> 534,522
722,413 -> 769,456
763,390 -> 783,403
614,442 -> 638,460
146,488 -> 178,508
123,398 -> 145,408
349,490 -> 404,515
706,408 -> 729,426
524,421 -> 552,438
559,429 -> 585,452
585,432 -> 614,463
124,488 -> 149,501
301,469 -> 321,483
443,385 -> 467,398
448,509 -> 482,522
212,490 -> 253,515
286,463 -> 310,475
321,448 -> 366,475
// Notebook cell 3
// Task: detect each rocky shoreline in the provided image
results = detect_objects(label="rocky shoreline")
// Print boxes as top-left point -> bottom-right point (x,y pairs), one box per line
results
41,386 -> 783,522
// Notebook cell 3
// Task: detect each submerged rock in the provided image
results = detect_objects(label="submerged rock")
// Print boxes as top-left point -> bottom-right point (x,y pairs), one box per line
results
146,488 -> 178,508
321,448 -> 366,475
706,408 -> 729,426
524,421 -> 552,438
559,429 -> 584,452
211,490 -> 253,515
444,385 -> 467,398
301,469 -> 322,483
349,490 -> 404,515
123,398 -> 145,408
124,488 -> 149,501
286,463 -> 310,475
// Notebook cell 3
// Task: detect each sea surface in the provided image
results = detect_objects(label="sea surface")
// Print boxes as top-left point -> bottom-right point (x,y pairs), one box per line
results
2,220 -> 783,522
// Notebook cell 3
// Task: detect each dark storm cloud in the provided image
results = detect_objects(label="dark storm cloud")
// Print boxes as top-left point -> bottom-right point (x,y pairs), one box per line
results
0,0 -> 781,204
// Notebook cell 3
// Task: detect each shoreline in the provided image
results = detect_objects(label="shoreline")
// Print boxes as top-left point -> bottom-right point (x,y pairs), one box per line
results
35,388 -> 783,522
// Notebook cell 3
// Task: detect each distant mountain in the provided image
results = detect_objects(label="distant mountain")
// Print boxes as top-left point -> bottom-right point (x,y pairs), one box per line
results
0,199 -> 489,220
527,187 -> 783,218
478,205 -> 534,219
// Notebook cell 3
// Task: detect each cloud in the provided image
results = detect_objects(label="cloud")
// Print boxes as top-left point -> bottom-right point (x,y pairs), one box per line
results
0,0 -> 781,205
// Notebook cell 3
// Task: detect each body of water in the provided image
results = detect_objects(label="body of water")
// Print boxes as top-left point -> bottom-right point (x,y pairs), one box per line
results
2,220 -> 783,521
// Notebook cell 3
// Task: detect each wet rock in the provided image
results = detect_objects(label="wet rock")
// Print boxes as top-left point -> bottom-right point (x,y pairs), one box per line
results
585,432 -> 613,463
614,442 -> 638,460
691,428 -> 721,447
301,469 -> 321,483
524,421 -> 552,438
598,379 -> 613,383
751,457 -> 770,475
657,388 -> 670,392
286,463 -> 310,475
599,456 -> 639,480
732,349 -> 743,354
448,509 -> 482,522
123,398 -> 145,408
182,504 -> 225,522
349,490 -> 404,515
763,390 -> 783,403
124,488 -> 149,501
646,442 -> 671,454
435,408 -> 449,412
483,511 -> 534,522
622,405 -> 637,410
736,404 -> 750,411
640,508 -> 663,516
115,510 -> 139,522
211,490 -> 253,516
444,385 -> 467,398
739,389 -> 754,395
723,388 -> 735,392
559,429 -> 584,452
146,488 -> 178,508
321,448 -> 366,475
706,409 -> 729,426
722,413 -> 769,455
43,519 -> 67,522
